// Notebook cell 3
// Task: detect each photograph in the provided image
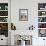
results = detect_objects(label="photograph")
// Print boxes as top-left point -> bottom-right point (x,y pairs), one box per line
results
38,29 -> 46,37
19,9 -> 28,21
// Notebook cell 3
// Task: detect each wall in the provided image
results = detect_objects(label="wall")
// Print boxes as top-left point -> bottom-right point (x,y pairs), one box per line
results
11,0 -> 46,30
11,0 -> 38,30
11,0 -> 46,46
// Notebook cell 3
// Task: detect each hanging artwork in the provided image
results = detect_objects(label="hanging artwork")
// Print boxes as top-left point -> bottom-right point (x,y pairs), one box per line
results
19,9 -> 28,21
38,29 -> 46,37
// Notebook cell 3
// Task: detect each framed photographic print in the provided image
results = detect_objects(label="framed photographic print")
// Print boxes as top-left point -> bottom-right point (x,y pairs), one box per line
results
38,29 -> 46,37
19,9 -> 28,21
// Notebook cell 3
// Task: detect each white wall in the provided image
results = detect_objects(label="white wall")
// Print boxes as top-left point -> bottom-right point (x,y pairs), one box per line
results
11,0 -> 38,30
11,0 -> 46,30
11,0 -> 46,46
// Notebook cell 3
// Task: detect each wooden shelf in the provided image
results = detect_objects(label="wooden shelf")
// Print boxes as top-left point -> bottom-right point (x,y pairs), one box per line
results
38,16 -> 46,17
0,16 -> 8,17
38,28 -> 46,29
0,10 -> 8,11
0,22 -> 8,23
38,22 -> 46,23
38,10 -> 46,11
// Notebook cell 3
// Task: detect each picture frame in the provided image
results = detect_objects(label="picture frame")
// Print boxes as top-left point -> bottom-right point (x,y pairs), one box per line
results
19,9 -> 28,21
38,29 -> 46,37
